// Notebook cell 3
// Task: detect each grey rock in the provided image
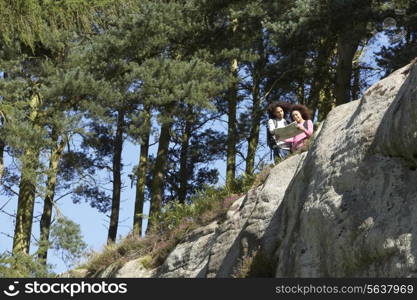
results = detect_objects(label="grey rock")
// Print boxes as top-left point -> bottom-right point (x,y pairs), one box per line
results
274,62 -> 417,277
115,258 -> 157,278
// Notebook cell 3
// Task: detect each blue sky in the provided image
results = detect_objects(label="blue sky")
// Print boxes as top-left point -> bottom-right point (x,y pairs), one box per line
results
0,30 -> 395,274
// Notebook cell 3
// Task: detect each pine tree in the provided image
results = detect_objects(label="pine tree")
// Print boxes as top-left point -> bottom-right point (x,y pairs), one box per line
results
0,112 -> 5,183
13,91 -> 43,255
162,105 -> 226,204
141,57 -> 226,230
0,0 -> 127,257
77,0 -> 197,240
38,125 -> 67,261
376,1 -> 417,75
131,105 -> 151,237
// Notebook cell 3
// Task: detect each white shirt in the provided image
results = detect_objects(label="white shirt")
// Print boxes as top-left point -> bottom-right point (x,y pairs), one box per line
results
268,118 -> 290,150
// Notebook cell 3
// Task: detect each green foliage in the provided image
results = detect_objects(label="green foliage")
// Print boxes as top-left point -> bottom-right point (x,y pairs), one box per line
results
232,247 -> 277,278
49,217 -> 88,268
229,165 -> 273,195
162,122 -> 226,203
136,58 -> 227,110
81,236 -> 146,277
0,252 -> 55,278
0,0 -> 125,50
148,186 -> 231,234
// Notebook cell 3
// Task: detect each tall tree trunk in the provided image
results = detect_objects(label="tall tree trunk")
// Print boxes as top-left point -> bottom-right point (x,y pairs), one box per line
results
351,43 -> 366,101
178,106 -> 194,203
225,17 -> 238,190
1,75 -> 7,184
245,77 -> 261,176
148,107 -> 174,231
318,86 -> 334,121
316,45 -> 338,121
38,128 -> 66,262
246,29 -> 266,176
351,63 -> 361,101
334,32 -> 361,106
297,80 -> 306,105
13,150 -> 39,255
0,132 -> 4,184
107,108 -> 125,244
133,105 -> 151,237
225,58 -> 238,189
13,93 -> 41,255
308,38 -> 336,113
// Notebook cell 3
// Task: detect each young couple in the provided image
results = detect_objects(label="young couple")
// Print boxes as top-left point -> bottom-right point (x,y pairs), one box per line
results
267,101 -> 314,162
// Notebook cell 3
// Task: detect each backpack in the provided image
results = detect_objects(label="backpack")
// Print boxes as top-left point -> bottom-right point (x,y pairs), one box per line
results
266,119 -> 278,150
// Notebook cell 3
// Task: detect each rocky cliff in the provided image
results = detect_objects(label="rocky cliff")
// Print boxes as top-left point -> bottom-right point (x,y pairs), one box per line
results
69,60 -> 417,278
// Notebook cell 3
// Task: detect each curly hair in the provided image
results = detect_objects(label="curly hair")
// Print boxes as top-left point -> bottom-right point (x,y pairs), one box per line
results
290,104 -> 312,121
267,101 -> 292,119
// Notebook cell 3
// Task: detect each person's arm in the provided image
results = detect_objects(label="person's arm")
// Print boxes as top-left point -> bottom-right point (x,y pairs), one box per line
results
304,120 -> 314,137
267,119 -> 275,134
296,120 -> 313,137
284,137 -> 293,144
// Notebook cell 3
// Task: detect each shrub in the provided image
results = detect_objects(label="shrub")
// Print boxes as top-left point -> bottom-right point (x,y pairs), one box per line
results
0,252 -> 55,278
82,235 -> 145,277
49,217 -> 88,268
232,247 -> 277,278
82,185 -> 244,276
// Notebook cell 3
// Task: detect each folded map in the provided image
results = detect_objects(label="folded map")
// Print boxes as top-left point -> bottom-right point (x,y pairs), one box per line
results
273,121 -> 304,141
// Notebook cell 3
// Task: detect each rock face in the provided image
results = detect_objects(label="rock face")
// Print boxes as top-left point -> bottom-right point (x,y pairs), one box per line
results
157,152 -> 307,278
274,62 -> 417,277
91,61 -> 417,278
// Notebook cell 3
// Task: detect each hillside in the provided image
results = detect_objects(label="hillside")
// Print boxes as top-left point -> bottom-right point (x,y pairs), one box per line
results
64,60 -> 417,278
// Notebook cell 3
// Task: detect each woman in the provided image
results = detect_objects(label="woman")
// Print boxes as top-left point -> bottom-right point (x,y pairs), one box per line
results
267,101 -> 292,161
285,104 -> 314,153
